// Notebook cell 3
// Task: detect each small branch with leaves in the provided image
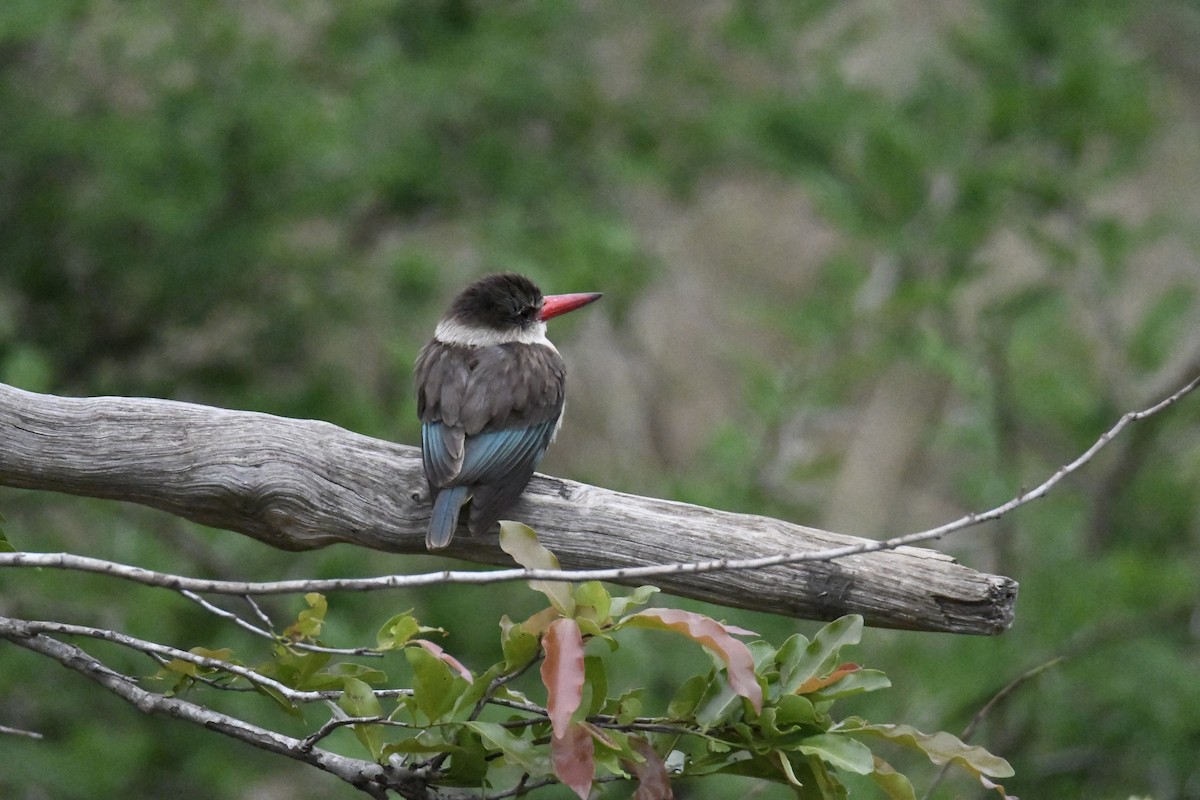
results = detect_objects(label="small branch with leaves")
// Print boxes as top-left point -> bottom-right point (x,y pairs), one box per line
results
1,524 -> 1017,800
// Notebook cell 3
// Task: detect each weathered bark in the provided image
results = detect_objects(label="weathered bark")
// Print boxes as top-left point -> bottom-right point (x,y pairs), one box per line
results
0,382 -> 1016,634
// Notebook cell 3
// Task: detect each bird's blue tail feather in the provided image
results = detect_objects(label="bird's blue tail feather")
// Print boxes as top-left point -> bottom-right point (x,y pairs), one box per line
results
427,486 -> 470,550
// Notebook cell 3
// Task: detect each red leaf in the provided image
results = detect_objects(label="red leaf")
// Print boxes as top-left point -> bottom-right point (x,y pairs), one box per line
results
541,617 -> 586,738
625,608 -> 763,712
629,736 -> 674,799
411,639 -> 474,682
551,721 -> 595,800
794,662 -> 860,695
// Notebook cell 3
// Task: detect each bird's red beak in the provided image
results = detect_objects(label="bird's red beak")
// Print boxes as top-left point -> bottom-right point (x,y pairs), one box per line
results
540,292 -> 602,321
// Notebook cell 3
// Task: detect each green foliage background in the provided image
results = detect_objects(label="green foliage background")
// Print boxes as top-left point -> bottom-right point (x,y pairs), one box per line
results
2,1 -> 1199,798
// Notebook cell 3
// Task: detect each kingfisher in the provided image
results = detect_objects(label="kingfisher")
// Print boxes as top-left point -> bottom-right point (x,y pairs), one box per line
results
415,273 -> 602,550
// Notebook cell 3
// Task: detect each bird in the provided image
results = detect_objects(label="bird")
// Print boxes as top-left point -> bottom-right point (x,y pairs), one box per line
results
414,272 -> 602,550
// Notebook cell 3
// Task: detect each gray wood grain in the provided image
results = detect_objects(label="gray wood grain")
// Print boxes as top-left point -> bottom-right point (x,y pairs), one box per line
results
0,382 -> 1016,634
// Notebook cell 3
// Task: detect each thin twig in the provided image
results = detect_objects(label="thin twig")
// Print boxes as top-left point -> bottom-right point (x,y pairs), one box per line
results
299,715 -> 415,752
9,618 -> 322,704
922,657 -> 1065,800
0,724 -> 44,740
471,656 -> 543,722
243,595 -> 276,629
478,776 -> 557,800
180,590 -> 382,657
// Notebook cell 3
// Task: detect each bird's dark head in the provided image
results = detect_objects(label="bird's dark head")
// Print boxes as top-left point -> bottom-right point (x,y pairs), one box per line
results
447,273 -> 545,332
439,273 -> 602,346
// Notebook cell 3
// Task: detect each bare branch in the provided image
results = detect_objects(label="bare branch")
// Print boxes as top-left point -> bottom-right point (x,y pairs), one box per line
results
0,615 -> 426,799
242,595 -> 278,630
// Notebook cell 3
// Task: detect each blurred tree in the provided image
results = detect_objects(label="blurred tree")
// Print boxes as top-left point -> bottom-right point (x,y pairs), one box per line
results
2,0 -> 1199,798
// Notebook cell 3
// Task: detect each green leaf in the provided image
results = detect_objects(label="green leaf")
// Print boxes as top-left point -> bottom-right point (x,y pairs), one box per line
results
749,640 -> 780,673
604,688 -> 644,725
779,615 -> 863,695
773,693 -> 819,728
807,668 -> 891,701
444,726 -> 489,787
160,646 -> 235,678
797,733 -> 875,775
451,663 -> 507,720
868,757 -> 918,800
466,721 -> 550,776
499,521 -> 574,615
264,646 -> 332,690
583,655 -> 608,716
574,581 -> 612,624
0,514 -> 15,553
339,676 -> 384,761
406,644 -> 467,723
283,593 -> 328,642
338,676 -> 382,717
500,614 -> 541,670
774,633 -> 810,667
771,748 -> 806,788
696,680 -> 744,729
381,737 -> 459,757
700,751 -> 846,798
375,611 -> 421,650
252,682 -> 302,717
850,722 -> 1014,777
313,662 -> 388,687
575,615 -> 610,642
668,674 -> 710,719
608,585 -> 660,617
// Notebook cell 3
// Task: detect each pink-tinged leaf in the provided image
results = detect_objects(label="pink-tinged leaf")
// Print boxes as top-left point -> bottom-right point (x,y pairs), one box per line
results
623,608 -> 763,713
541,618 -> 586,739
411,639 -> 473,682
520,606 -> 563,636
629,736 -> 674,799
551,721 -> 595,800
795,662 -> 860,695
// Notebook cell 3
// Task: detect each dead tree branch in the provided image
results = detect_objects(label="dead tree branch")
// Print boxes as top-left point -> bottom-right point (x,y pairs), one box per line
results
31,375 -> 1191,634
0,382 -> 1019,634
